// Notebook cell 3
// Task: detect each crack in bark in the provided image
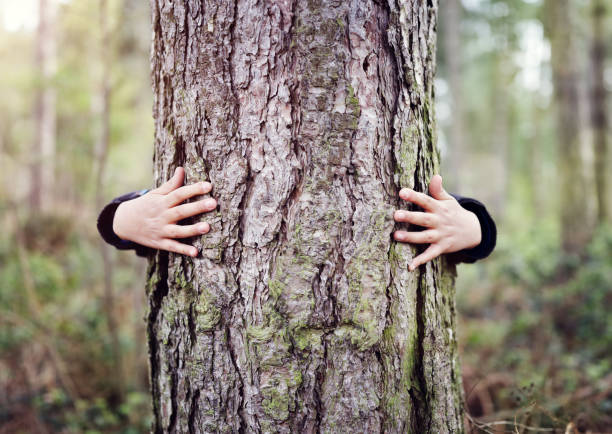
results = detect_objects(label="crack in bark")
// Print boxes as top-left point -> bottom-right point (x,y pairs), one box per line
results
313,332 -> 329,433
147,251 -> 169,434
183,0 -> 189,74
411,269 -> 431,432
168,355 -> 179,432
225,2 -> 248,431
188,388 -> 200,432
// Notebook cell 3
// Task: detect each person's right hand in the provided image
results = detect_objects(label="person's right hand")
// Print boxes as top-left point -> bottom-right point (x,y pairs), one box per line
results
113,167 -> 217,257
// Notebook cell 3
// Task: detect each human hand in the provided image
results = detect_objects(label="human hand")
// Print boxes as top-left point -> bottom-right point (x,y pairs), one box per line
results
393,175 -> 482,271
112,167 -> 217,257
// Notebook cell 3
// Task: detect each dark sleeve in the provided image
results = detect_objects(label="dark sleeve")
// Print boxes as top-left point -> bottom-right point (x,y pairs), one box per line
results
96,189 -> 153,258
447,194 -> 497,264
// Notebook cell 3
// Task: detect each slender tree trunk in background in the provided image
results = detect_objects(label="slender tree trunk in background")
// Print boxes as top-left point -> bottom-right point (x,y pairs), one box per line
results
490,53 -> 509,218
591,0 -> 609,224
30,0 -> 57,212
545,0 -> 590,256
528,104 -> 546,219
94,0 -> 124,402
442,0 -> 463,192
147,1 -> 463,432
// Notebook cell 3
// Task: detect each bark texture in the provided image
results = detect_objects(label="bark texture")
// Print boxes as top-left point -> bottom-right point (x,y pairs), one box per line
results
147,1 -> 463,432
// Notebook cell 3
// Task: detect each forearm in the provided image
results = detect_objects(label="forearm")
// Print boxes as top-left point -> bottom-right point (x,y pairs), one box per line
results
449,194 -> 497,263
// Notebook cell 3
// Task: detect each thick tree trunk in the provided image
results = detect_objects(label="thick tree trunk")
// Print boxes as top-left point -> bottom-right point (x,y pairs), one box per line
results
146,1 -> 463,432
545,0 -> 590,255
591,0 -> 609,224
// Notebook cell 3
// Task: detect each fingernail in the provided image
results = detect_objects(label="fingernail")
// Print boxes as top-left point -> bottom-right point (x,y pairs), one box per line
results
409,263 -> 415,271
204,198 -> 217,207
396,210 -> 408,219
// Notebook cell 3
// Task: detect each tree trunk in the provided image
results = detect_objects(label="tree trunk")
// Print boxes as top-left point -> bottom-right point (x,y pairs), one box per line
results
545,0 -> 590,256
146,1 -> 463,432
30,0 -> 57,212
591,0 -> 609,224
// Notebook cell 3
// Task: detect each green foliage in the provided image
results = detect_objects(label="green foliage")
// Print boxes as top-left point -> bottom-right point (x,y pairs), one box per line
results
32,388 -> 152,433
458,225 -> 612,428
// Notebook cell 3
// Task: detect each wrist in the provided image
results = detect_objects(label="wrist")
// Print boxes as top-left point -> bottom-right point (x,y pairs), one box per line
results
465,210 -> 482,248
113,202 -> 130,241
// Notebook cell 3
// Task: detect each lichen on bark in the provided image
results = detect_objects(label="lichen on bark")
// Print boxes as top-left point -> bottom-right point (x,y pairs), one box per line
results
147,0 -> 463,432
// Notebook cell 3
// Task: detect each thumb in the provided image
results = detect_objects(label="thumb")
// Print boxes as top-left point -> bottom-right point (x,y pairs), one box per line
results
429,175 -> 453,201
154,167 -> 185,194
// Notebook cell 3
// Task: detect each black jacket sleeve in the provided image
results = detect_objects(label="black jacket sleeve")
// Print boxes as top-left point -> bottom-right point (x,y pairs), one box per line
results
96,189 -> 153,257
448,194 -> 497,264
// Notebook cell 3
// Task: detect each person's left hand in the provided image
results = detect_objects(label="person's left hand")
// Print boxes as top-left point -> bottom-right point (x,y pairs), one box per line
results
393,175 -> 482,271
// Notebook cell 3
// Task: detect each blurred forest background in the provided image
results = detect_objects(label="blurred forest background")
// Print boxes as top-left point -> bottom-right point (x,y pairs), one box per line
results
0,0 -> 610,432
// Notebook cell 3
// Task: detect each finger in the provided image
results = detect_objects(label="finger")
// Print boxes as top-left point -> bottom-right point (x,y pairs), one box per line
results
160,239 -> 199,257
164,198 -> 218,222
394,210 -> 438,228
399,188 -> 439,212
393,230 -> 440,244
163,222 -> 210,239
154,167 -> 184,195
429,175 -> 454,201
166,181 -> 213,207
409,244 -> 443,271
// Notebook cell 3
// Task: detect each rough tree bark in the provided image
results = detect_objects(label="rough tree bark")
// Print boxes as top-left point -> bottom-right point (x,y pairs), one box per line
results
146,1 -> 463,432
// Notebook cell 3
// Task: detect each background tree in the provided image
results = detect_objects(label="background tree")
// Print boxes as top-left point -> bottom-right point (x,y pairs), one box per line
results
441,0 -> 464,192
30,0 -> 56,212
146,0 -> 463,432
591,0 -> 609,224
544,0 -> 590,257
94,0 -> 124,402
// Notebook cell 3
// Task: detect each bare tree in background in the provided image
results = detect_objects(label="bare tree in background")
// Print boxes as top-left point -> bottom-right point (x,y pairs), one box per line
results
94,0 -> 124,402
30,0 -> 56,212
591,0 -> 609,224
545,0 -> 590,256
146,1 -> 464,432
442,0 -> 464,193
